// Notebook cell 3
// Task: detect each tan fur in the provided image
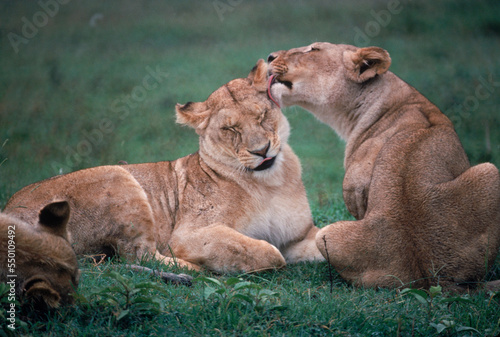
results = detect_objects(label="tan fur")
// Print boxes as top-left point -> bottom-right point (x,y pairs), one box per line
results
4,60 -> 323,274
0,201 -> 79,308
268,43 -> 500,290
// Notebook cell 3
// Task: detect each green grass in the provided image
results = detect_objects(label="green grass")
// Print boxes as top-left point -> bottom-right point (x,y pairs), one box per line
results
6,259 -> 500,336
1,0 -> 500,335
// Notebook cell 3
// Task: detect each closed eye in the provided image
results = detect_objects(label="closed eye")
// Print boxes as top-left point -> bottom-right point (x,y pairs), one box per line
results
222,126 -> 239,134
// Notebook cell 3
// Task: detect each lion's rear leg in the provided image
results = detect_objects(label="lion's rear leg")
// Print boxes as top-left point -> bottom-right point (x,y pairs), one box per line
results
169,224 -> 286,273
435,163 -> 500,217
93,223 -> 200,271
69,193 -> 200,271
431,163 -> 500,281
98,218 -> 200,271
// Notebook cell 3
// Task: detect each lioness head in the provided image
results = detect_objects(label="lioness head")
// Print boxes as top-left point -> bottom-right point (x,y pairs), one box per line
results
176,59 -> 288,177
267,43 -> 391,137
1,201 -> 79,308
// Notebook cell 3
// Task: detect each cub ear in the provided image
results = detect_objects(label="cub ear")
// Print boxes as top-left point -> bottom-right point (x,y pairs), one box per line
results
38,201 -> 71,240
23,277 -> 61,308
343,47 -> 391,83
175,101 -> 210,130
247,59 -> 268,92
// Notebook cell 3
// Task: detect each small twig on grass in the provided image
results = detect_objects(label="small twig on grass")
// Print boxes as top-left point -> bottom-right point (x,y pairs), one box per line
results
85,254 -> 107,266
126,264 -> 193,286
322,235 -> 334,294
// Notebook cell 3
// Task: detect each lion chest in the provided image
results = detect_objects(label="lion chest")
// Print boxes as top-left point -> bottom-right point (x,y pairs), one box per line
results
237,190 -> 311,250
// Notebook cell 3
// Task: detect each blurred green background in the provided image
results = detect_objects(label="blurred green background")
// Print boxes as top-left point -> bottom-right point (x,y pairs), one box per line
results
1,0 -> 499,217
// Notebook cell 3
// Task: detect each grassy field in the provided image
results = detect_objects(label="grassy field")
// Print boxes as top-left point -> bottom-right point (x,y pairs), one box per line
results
1,0 -> 500,335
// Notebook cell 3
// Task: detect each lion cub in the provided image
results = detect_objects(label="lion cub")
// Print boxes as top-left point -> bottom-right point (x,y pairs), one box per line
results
268,43 -> 500,291
1,201 -> 79,308
4,60 -> 323,274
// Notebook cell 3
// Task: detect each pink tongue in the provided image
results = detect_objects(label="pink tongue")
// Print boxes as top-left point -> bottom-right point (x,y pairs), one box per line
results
267,75 -> 281,108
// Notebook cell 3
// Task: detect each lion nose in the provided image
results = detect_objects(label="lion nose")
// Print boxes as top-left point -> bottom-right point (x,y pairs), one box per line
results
250,141 -> 271,158
267,53 -> 277,63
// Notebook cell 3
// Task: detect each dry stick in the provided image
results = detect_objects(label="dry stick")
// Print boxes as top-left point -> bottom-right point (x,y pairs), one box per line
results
126,264 -> 193,287
322,235 -> 334,294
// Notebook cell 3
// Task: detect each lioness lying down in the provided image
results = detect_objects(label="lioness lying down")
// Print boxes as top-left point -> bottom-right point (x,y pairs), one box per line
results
4,60 -> 323,274
0,201 -> 79,308
268,43 -> 500,291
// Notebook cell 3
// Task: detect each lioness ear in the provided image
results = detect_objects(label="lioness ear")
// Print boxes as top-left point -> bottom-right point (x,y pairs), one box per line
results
38,201 -> 71,240
343,47 -> 391,83
23,277 -> 61,308
248,59 -> 268,92
175,102 -> 210,130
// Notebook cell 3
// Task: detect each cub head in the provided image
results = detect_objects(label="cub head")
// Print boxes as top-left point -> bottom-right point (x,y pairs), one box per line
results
267,42 -> 391,108
176,59 -> 289,176
0,201 -> 80,309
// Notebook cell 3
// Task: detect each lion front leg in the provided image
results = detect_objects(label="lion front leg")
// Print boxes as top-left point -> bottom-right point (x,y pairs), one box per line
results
343,162 -> 374,220
343,139 -> 383,220
342,185 -> 368,220
169,224 -> 286,273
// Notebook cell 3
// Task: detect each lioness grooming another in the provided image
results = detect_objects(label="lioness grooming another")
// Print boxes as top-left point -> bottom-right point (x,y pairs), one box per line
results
268,43 -> 500,290
1,201 -> 79,308
5,60 -> 323,274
